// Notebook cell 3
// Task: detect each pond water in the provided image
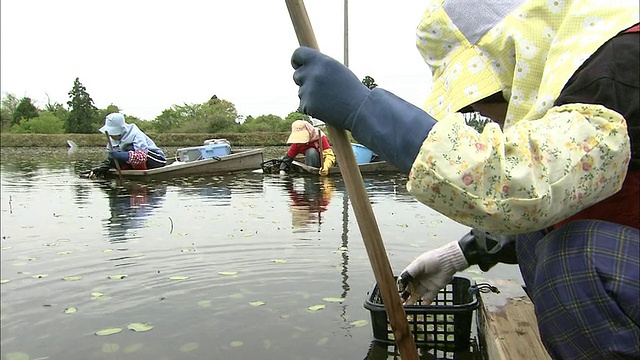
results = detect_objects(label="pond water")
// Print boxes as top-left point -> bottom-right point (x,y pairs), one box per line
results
0,147 -> 522,360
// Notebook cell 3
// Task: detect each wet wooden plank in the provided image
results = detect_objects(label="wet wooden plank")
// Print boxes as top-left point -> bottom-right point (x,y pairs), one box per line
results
477,279 -> 552,360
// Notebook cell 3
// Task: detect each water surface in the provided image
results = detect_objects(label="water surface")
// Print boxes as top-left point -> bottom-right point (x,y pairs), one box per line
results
0,147 -> 521,359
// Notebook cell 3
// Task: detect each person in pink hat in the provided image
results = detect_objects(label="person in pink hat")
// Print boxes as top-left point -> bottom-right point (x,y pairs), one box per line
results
279,119 -> 336,176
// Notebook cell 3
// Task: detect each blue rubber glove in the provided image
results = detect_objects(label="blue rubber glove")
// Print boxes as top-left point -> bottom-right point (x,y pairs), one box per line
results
292,46 -> 437,173
108,150 -> 130,163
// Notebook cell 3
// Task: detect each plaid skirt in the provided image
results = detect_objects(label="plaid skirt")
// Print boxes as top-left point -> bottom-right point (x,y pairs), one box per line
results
517,220 -> 640,360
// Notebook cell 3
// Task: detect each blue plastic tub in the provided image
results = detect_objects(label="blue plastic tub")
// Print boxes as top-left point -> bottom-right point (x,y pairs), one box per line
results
351,143 -> 373,164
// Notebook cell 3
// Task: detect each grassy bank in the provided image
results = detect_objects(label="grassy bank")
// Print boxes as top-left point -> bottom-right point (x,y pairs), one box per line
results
0,133 -> 290,147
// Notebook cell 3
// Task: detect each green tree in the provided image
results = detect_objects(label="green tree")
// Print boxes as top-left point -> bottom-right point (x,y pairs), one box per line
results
284,111 -> 310,124
12,97 -> 39,126
11,111 -> 65,134
240,114 -> 288,132
65,77 -> 99,133
1,92 -> 20,132
362,75 -> 378,90
153,95 -> 240,134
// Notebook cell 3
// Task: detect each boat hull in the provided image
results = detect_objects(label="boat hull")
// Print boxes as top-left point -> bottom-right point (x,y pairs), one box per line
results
108,148 -> 264,179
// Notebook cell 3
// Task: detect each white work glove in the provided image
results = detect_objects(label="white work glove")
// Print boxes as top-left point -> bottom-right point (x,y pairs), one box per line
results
398,241 -> 469,305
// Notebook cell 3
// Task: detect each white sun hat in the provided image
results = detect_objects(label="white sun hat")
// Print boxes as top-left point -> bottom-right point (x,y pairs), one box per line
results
99,113 -> 128,135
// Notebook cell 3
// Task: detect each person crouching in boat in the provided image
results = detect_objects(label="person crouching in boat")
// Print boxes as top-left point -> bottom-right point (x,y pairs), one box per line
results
279,120 -> 336,176
81,113 -> 166,178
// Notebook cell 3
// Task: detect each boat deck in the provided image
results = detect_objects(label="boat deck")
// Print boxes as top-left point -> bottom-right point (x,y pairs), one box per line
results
477,279 -> 551,360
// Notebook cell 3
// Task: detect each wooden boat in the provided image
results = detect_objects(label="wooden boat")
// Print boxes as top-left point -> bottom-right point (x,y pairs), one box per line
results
290,158 -> 398,175
107,148 -> 265,180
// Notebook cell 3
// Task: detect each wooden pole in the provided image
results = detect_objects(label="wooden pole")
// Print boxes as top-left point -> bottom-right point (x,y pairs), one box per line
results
105,131 -> 124,183
284,1 -> 418,359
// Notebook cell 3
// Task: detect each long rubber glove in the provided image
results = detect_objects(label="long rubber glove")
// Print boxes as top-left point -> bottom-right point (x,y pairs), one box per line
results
320,148 -> 336,176
292,46 -> 436,173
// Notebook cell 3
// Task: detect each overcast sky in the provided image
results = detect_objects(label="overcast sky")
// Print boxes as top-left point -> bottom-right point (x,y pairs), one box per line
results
1,0 -> 433,121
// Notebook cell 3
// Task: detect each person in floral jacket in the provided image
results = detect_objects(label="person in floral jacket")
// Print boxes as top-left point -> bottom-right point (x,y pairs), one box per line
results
290,0 -> 638,358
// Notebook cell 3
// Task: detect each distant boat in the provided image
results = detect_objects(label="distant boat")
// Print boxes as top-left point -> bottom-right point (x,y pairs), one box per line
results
106,148 -> 264,180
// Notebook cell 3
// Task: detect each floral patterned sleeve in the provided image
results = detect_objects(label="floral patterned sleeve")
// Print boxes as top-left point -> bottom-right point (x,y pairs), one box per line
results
407,103 -> 630,234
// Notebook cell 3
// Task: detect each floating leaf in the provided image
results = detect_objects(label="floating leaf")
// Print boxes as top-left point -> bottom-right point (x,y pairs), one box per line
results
1,246 -> 12,250
101,343 -> 120,353
91,292 -> 104,298
123,343 -> 144,353
197,300 -> 212,308
57,251 -> 73,255
169,275 -> 189,280
322,297 -> 344,303
64,307 -> 78,314
249,301 -> 265,307
127,322 -> 154,332
350,319 -> 369,327
271,259 -> 287,264
5,352 -> 29,360
218,271 -> 238,276
95,327 -> 123,336
63,276 -> 82,281
108,275 -> 127,280
102,249 -> 113,253
230,341 -> 244,347
307,304 -> 326,312
32,274 -> 48,279
1,279 -> 11,284
179,342 -> 199,352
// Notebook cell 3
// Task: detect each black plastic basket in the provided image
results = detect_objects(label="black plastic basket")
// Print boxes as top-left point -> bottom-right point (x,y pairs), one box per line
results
363,276 -> 479,352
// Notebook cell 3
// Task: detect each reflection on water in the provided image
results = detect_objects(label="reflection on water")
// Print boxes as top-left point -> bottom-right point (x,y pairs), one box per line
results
0,148 -> 521,360
285,176 -> 335,232
99,182 -> 167,244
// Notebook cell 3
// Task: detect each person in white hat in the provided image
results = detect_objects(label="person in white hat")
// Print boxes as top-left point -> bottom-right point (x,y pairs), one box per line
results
290,0 -> 638,358
279,119 -> 336,176
83,113 -> 166,178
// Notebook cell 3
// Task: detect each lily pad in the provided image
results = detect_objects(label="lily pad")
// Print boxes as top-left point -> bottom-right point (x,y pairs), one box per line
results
179,342 -> 199,352
322,297 -> 344,303
350,319 -> 369,327
64,307 -> 78,314
91,292 -> 104,298
307,304 -> 326,312
169,275 -> 189,280
249,301 -> 265,307
108,275 -> 128,280
5,352 -> 29,360
95,327 -> 123,336
123,343 -> 144,353
127,322 -> 154,332
63,276 -> 82,281
271,259 -> 287,264
218,271 -> 238,276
